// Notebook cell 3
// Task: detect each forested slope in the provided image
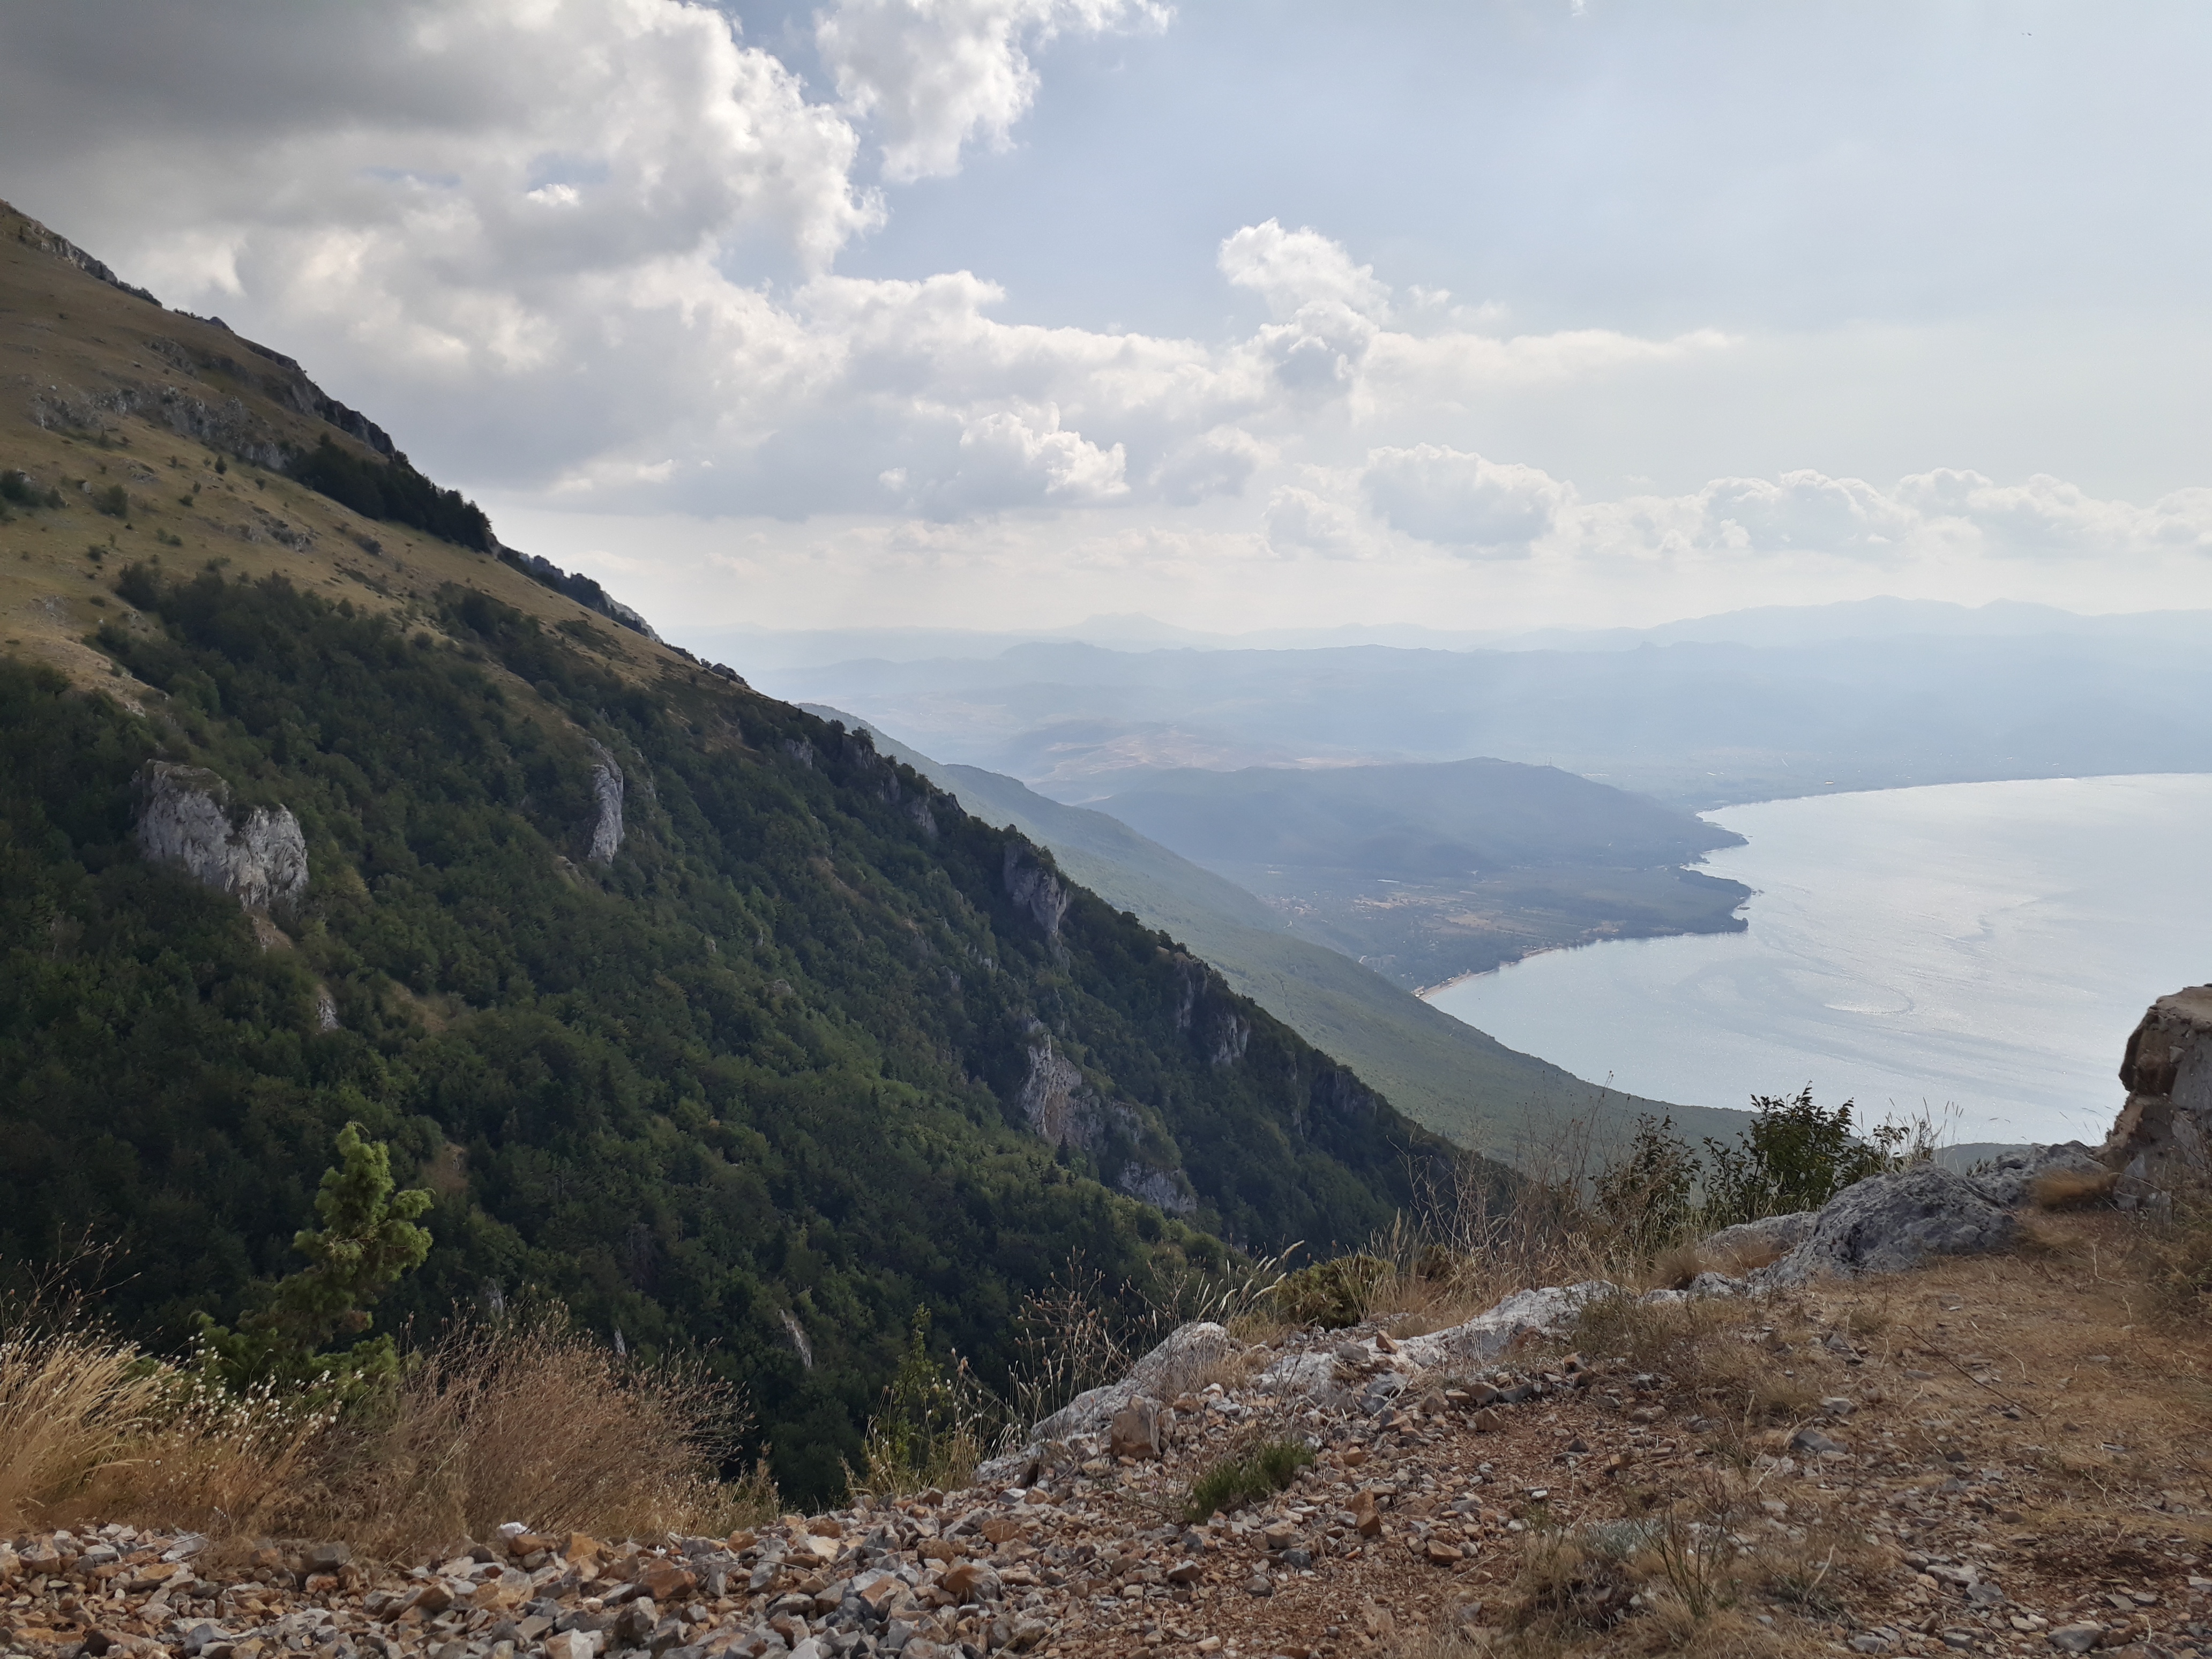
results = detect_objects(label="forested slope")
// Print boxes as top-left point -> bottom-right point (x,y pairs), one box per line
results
0,201 -> 1477,1501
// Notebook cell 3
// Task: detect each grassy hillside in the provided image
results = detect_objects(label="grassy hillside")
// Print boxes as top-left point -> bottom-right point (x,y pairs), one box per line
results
0,201 -> 1479,1501
806,707 -> 1757,1157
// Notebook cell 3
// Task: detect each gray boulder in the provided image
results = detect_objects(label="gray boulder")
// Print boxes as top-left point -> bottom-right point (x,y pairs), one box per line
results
1970,1141 -> 2108,1210
2105,987 -> 2212,1206
136,762 -> 308,914
1700,1209 -> 1816,1269
1753,1165 -> 2017,1287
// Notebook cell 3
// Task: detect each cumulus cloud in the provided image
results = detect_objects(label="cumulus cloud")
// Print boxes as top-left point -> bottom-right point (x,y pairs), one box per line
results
896,404 -> 1129,516
1361,445 -> 1571,554
818,0 -> 1169,183
1263,485 -> 1365,559
1691,469 -> 1916,558
1219,220 -> 1392,320
0,9 -> 1762,531
1150,425 -> 1273,504
1896,469 -> 2212,558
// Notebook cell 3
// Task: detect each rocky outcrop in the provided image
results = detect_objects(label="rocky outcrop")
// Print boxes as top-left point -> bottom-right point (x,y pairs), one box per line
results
1002,842 -> 1070,942
1971,1140 -> 2108,1210
2104,985 -> 2212,1206
1700,1209 -> 1816,1269
1750,1165 -> 2017,1287
1012,1035 -> 1193,1217
1013,1036 -> 1101,1150
1391,1281 -> 1618,1372
999,1322 -> 1244,1460
586,744 -> 625,864
135,763 -> 308,914
1114,1162 -> 1197,1219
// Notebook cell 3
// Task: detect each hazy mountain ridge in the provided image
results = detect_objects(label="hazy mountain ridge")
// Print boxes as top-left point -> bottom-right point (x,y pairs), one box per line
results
761,625 -> 2212,810
805,705 -> 1761,1155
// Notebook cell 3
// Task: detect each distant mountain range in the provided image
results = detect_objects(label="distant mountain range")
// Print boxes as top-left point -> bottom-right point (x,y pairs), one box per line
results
686,595 -> 2212,671
752,615 -> 2212,811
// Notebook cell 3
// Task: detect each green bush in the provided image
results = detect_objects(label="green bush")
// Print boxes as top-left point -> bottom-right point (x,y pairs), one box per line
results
1182,1437 -> 1313,1521
91,483 -> 129,519
1700,1087 -> 1901,1229
1271,1253 -> 1386,1328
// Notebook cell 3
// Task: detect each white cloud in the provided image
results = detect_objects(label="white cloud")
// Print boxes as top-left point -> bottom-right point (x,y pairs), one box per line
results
1219,220 -> 1392,320
1150,425 -> 1273,504
915,405 -> 1131,514
1692,469 -> 1917,558
817,0 -> 1170,184
1361,445 -> 1571,554
1897,469 -> 2212,559
1263,485 -> 1365,559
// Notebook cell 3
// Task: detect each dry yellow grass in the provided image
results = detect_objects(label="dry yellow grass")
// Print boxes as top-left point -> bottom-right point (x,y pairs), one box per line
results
12,1302 -> 773,1558
0,1316 -> 165,1533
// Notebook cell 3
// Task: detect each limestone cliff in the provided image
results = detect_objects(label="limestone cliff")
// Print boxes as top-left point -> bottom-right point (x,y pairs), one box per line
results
134,762 -> 308,914
1013,1032 -> 1195,1218
586,743 -> 625,864
1003,842 -> 1070,941
2105,984 -> 2212,1204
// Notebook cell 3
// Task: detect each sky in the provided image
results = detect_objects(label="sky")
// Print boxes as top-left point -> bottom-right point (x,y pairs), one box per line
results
5,1 -> 2212,639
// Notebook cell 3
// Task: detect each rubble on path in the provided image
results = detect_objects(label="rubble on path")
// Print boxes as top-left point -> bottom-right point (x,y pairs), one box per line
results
15,1214 -> 2212,1659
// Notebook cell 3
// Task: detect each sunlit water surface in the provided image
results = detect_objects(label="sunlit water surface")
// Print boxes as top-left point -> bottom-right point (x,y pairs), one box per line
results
1424,775 -> 2212,1144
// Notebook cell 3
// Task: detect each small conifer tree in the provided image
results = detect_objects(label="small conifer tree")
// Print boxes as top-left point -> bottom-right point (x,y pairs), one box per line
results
195,1122 -> 432,1400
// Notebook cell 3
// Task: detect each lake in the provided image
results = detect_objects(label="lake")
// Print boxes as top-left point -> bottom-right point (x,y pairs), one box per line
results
1423,774 -> 2212,1145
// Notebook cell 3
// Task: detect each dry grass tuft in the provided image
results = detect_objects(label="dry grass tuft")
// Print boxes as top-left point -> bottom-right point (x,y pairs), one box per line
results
39,1302 -> 773,1556
2031,1167 -> 2119,1210
322,1309 -> 765,1557
0,1314 -> 166,1533
2131,1184 -> 2212,1321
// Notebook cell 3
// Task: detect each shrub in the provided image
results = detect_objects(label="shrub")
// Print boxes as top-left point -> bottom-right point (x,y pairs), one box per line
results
0,470 -> 61,509
1272,1254 -> 1387,1328
1591,1114 -> 1700,1256
91,483 -> 129,519
850,1307 -> 997,1498
1701,1086 -> 1902,1228
1181,1435 -> 1312,1521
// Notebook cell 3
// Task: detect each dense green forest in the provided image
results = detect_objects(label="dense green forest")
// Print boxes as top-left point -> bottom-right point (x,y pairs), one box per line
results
286,435 -> 494,551
0,566 -> 1465,1499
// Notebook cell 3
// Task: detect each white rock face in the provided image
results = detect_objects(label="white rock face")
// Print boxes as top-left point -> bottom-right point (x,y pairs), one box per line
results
587,743 -> 625,863
136,763 -> 308,913
975,1321 -> 1245,1484
1392,1280 -> 1619,1372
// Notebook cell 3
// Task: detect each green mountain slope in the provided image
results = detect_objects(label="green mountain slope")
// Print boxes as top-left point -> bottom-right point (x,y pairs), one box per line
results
803,708 -> 1754,1156
0,204 -> 1471,1504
